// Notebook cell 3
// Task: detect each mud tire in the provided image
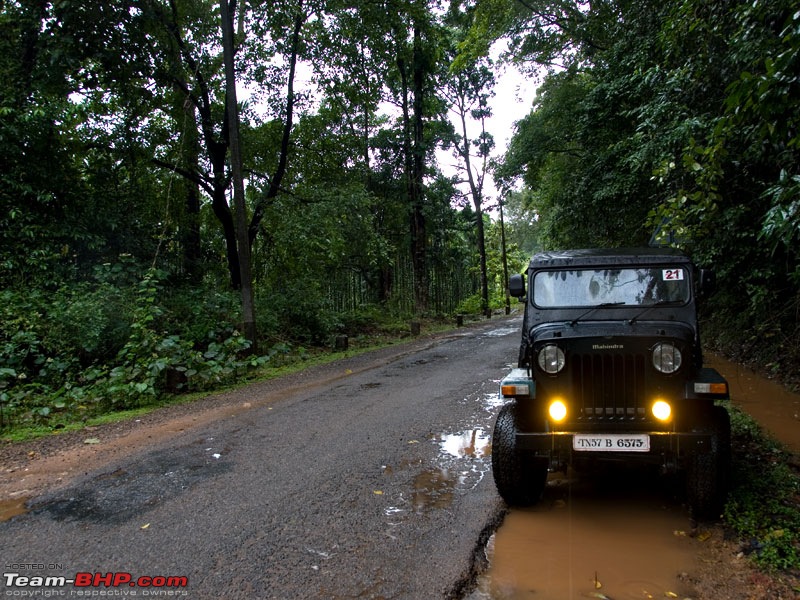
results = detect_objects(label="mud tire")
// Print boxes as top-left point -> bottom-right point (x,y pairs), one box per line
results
686,405 -> 731,520
492,402 -> 548,506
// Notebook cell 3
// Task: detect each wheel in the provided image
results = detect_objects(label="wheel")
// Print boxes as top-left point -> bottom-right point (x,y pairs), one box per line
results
686,405 -> 731,519
492,402 -> 548,505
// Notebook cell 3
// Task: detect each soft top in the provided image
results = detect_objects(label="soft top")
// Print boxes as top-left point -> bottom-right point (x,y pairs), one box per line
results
529,247 -> 690,269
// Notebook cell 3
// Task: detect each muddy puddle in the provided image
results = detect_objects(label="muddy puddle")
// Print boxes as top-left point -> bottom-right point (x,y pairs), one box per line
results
468,468 -> 697,600
0,497 -> 29,522
470,356 -> 800,600
707,354 -> 800,454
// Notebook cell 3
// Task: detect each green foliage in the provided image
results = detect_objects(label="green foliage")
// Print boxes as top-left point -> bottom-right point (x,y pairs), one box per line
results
724,405 -> 800,572
455,294 -> 485,315
0,270 -> 272,429
489,0 -> 800,389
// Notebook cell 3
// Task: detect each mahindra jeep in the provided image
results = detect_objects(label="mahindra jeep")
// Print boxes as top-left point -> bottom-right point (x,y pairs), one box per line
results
494,248 -> 731,518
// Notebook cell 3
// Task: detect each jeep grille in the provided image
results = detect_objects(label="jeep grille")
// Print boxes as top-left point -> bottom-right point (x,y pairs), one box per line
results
571,352 -> 647,421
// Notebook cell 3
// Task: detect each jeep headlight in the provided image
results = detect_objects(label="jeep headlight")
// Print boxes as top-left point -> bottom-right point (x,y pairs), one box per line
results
652,342 -> 682,374
538,344 -> 565,374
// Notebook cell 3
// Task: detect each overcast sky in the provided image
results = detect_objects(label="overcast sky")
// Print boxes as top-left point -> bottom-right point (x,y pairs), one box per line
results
444,59 -> 539,206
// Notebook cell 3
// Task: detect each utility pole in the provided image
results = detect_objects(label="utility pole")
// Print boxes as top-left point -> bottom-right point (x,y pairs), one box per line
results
220,0 -> 257,350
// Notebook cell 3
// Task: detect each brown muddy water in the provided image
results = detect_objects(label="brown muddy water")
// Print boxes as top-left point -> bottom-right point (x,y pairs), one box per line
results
708,354 -> 800,454
469,355 -> 800,600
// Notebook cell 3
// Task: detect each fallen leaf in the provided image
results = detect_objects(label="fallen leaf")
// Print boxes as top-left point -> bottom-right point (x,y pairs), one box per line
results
408,440 -> 419,444
696,530 -> 712,542
665,592 -> 678,598
345,369 -> 353,375
373,490 -> 384,495
83,438 -> 101,445
140,523 -> 150,530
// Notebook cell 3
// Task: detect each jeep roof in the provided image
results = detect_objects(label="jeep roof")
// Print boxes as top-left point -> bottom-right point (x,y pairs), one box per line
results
527,247 -> 691,269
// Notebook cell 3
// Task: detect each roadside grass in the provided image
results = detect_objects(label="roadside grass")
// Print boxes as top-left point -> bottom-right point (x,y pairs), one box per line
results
724,404 -> 800,574
0,315 -> 466,443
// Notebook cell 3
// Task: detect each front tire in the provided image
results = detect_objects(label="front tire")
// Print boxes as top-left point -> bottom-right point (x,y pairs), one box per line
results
492,402 -> 548,505
686,405 -> 731,519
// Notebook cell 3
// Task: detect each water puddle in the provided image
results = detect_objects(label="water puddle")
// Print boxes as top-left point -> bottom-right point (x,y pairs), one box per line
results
707,354 -> 800,454
384,393 -> 501,526
482,327 -> 519,338
468,471 -> 697,600
0,497 -> 29,522
389,433 -> 492,518
439,429 -> 492,459
412,468 -> 456,512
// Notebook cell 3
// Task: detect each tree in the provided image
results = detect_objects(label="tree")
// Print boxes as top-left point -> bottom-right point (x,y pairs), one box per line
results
441,21 -> 496,315
0,0 -> 166,285
220,0 -> 256,346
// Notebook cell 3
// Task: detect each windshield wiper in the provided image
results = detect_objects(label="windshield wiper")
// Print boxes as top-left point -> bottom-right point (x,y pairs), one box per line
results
627,300 -> 683,325
569,302 -> 625,326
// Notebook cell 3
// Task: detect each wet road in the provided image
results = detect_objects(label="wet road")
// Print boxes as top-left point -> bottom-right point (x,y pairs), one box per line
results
6,318 -> 797,600
1,319 -> 518,599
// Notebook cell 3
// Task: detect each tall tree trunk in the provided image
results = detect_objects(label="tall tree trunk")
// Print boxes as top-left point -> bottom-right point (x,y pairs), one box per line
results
457,111 -> 489,316
221,0 -> 256,348
182,98 -> 202,283
210,183 -> 241,289
408,21 -> 428,313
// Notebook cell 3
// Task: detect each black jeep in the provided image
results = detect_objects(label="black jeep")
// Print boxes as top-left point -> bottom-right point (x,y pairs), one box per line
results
494,248 -> 731,518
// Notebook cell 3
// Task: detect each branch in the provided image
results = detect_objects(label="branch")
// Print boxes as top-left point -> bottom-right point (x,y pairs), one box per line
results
152,158 -> 215,196
249,11 -> 306,245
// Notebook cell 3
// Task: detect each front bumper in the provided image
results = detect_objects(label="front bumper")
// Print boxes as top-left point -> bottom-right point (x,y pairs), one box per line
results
516,431 -> 712,470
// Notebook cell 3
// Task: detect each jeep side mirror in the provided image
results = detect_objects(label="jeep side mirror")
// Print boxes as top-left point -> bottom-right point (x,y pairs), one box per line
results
698,269 -> 716,297
509,273 -> 526,299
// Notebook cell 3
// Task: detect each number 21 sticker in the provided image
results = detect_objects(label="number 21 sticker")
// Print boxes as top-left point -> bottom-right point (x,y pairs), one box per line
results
662,269 -> 684,280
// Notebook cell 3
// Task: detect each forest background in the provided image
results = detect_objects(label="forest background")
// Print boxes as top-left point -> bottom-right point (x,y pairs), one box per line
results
1,0 -> 798,430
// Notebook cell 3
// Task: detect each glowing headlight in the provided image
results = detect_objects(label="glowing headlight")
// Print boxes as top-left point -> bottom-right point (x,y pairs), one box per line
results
549,399 -> 567,422
538,345 -> 565,374
652,342 -> 682,374
652,400 -> 672,421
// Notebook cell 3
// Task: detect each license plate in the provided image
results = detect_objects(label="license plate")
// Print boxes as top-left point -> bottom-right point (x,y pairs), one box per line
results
573,434 -> 650,452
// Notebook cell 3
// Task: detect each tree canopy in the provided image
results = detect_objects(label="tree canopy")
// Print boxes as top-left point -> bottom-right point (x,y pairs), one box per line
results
0,0 -> 528,427
1,0 -> 797,427
482,0 -> 799,378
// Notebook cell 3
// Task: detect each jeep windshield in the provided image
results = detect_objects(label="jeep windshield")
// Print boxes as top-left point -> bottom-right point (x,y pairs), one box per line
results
532,267 -> 690,308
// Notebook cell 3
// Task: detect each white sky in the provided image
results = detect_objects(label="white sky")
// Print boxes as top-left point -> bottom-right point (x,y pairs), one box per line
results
440,59 -> 538,207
